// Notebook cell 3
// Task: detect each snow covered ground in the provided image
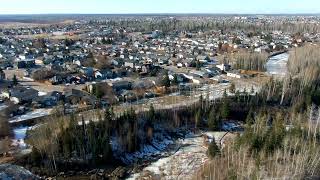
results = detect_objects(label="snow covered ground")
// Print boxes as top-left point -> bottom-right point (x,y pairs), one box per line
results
127,132 -> 227,180
0,104 -> 8,111
12,125 -> 41,148
9,108 -> 53,124
38,91 -> 47,96
13,126 -> 28,140
112,130 -> 175,165
266,53 -> 289,76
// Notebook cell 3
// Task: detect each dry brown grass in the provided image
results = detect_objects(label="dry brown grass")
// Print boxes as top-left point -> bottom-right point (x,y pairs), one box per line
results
14,33 -> 80,40
196,137 -> 320,180
195,108 -> 320,180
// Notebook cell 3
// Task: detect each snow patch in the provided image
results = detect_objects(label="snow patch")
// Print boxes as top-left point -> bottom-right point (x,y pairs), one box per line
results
9,108 -> 52,123
266,53 -> 289,76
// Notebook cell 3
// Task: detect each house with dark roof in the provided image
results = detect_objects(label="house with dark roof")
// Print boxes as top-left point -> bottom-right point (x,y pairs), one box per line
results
108,80 -> 132,92
64,89 -> 98,107
15,59 -> 35,69
33,91 -> 63,108
9,87 -> 39,104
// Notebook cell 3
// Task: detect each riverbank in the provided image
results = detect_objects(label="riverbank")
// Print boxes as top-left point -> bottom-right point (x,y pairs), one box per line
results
127,131 -> 231,180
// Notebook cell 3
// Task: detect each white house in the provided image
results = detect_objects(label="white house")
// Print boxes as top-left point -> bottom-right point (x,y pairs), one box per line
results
94,71 -> 103,79
216,64 -> 231,71
18,55 -> 26,60
177,62 -> 183,68
124,62 -> 135,68
227,72 -> 242,79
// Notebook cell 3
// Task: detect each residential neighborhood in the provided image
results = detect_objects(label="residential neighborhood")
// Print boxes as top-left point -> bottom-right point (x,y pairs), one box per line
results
0,13 -> 320,180
1,15 -> 318,122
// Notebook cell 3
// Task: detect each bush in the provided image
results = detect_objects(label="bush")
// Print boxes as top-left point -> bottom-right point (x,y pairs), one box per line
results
207,139 -> 220,158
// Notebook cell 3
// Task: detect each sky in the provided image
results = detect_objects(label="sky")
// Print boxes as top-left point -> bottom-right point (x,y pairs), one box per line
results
0,0 -> 319,15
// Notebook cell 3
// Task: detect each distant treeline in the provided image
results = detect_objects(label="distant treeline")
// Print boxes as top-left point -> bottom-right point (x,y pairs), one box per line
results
91,18 -> 320,34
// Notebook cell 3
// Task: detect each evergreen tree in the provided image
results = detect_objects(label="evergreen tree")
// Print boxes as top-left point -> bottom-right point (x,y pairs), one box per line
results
251,86 -> 255,94
162,71 -> 171,87
12,74 -> 18,86
199,94 -> 204,110
207,138 -> 220,158
229,83 -> 236,94
101,37 -> 107,44
93,85 -> 104,99
221,89 -> 230,119
221,100 -> 230,119
0,114 -> 12,138
195,108 -> 202,129
223,89 -> 228,98
196,60 -> 201,70
172,74 -> 179,85
235,90 -> 241,102
148,104 -> 156,123
208,109 -> 221,131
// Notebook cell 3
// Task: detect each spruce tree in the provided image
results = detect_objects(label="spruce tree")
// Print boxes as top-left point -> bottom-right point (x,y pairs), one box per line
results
12,74 -> 18,86
172,74 -> 179,85
162,71 -> 171,87
195,108 -> 202,129
208,138 -> 220,158
229,83 -> 236,94
221,90 -> 230,119
148,104 -> 156,123
208,109 -> 221,131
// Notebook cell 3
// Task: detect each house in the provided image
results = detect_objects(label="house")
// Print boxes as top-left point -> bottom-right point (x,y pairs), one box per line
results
168,73 -> 189,83
64,89 -> 98,106
50,75 -> 65,85
15,59 -> 36,69
49,91 -> 63,101
0,90 -> 10,99
33,95 -> 58,107
192,77 -> 205,84
190,70 -> 211,78
216,64 -> 231,71
205,67 -> 222,76
120,90 -> 137,102
113,68 -> 128,77
9,87 -> 39,104
177,62 -> 183,68
133,79 -> 154,89
124,61 -> 135,69
108,80 -> 132,92
140,63 -> 153,75
197,55 -> 210,63
182,58 -> 194,67
157,56 -> 169,65
227,71 -> 243,79
94,70 -> 103,79
100,69 -> 114,79
80,67 -> 94,80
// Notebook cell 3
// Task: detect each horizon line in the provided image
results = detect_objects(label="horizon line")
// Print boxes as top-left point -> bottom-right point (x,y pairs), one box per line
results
0,12 -> 320,16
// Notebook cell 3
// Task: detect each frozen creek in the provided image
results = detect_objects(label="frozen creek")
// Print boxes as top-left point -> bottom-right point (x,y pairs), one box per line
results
127,132 -> 227,180
266,52 -> 289,77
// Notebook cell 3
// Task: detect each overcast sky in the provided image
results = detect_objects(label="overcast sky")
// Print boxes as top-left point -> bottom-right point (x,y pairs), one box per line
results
0,0 -> 319,14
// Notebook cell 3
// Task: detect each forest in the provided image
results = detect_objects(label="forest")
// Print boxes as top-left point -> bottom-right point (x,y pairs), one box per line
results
196,45 -> 320,179
89,17 -> 320,34
20,85 -> 254,176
